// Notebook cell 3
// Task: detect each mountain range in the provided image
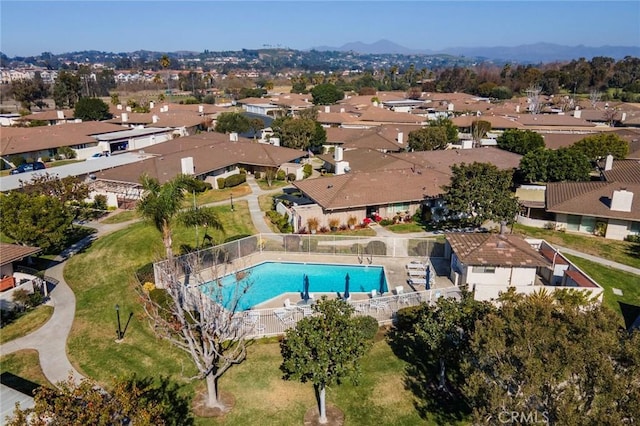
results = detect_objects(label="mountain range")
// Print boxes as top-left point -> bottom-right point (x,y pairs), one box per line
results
311,39 -> 640,63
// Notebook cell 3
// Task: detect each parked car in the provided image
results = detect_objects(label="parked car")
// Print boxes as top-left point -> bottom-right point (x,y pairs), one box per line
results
10,161 -> 46,175
87,152 -> 110,160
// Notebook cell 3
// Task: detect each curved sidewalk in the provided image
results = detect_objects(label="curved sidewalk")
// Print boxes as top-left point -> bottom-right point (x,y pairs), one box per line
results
0,220 -> 136,386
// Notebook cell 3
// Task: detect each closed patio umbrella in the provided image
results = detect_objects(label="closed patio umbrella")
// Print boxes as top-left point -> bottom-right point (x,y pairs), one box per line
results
344,273 -> 350,300
303,274 -> 310,302
426,265 -> 431,290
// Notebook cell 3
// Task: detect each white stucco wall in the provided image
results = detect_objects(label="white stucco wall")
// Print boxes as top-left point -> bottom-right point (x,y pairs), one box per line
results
605,218 -> 632,241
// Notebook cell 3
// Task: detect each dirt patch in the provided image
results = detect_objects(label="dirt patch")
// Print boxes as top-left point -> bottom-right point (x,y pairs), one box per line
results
192,388 -> 236,418
303,404 -> 345,426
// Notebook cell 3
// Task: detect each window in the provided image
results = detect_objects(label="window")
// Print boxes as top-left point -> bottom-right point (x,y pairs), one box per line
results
389,202 -> 409,214
631,221 -> 640,235
474,266 -> 496,273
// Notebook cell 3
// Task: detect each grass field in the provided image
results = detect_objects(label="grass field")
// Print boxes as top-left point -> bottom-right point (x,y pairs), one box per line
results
564,254 -> 640,321
513,223 -> 640,269
60,200 -> 445,424
1,349 -> 52,388
100,209 -> 140,224
1,306 -> 54,344
193,184 -> 252,206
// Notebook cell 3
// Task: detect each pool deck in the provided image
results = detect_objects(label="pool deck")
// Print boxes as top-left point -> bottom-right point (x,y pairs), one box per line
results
189,252 -> 452,310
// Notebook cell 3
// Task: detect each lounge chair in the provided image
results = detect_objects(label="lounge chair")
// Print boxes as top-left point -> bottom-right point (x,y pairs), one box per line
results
408,277 -> 427,286
284,298 -> 298,311
407,269 -> 426,278
369,290 -> 389,311
406,261 -> 425,270
274,309 -> 295,326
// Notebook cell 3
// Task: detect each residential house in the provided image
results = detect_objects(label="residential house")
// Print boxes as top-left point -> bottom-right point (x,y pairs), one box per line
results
444,232 -> 603,302
290,147 -> 522,231
90,132 -> 306,207
0,243 -> 43,310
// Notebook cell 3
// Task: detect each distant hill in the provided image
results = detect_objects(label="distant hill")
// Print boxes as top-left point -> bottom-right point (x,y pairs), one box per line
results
310,40 -> 640,62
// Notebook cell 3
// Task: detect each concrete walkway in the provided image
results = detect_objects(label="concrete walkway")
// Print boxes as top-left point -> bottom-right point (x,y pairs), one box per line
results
553,245 -> 640,276
3,175 -> 638,389
0,220 -> 136,386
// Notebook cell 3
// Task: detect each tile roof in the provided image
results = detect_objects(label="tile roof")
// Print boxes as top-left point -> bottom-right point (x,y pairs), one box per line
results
356,105 -> 425,124
546,181 -> 640,220
515,114 -> 596,128
0,243 -> 41,266
18,109 -> 75,121
446,233 -> 550,267
541,132 -> 590,150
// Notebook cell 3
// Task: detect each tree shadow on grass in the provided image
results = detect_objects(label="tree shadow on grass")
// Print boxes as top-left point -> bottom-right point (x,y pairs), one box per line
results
123,375 -> 194,426
624,241 -> 640,260
387,310 -> 471,424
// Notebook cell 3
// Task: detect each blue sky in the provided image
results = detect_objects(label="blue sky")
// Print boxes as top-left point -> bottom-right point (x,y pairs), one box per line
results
1,1 -> 639,56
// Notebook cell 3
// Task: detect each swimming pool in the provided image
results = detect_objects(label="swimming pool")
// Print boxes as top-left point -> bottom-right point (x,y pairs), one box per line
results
201,262 -> 389,311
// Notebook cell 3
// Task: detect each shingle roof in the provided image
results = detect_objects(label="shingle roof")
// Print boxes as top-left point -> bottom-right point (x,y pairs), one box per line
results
0,243 -> 41,266
546,181 -> 640,220
601,159 -> 640,184
293,168 -> 450,210
94,138 -> 305,185
451,115 -> 523,130
446,233 -> 550,267
0,122 -> 126,156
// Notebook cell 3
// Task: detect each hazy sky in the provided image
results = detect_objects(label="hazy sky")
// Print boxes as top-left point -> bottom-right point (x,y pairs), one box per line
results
1,1 -> 639,56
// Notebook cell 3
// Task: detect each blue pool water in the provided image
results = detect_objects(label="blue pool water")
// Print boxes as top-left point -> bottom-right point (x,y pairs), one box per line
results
202,262 -> 388,311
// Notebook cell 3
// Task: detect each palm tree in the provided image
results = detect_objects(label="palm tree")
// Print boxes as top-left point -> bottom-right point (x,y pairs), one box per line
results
160,54 -> 171,92
137,174 -> 195,259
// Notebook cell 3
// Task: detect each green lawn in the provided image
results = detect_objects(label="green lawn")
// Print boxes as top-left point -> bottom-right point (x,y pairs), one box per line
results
100,209 -> 140,224
513,223 -> 640,269
193,184 -> 252,206
564,254 -> 640,321
1,349 -> 52,388
255,179 -> 291,191
386,223 -> 426,233
61,200 -> 442,424
1,306 -> 54,344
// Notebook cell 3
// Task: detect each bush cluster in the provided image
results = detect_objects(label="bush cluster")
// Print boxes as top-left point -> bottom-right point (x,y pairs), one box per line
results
266,210 -> 292,233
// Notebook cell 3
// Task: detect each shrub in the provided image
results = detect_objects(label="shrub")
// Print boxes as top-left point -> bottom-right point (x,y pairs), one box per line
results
276,170 -> 286,181
216,178 -> 226,189
187,179 -> 212,193
307,217 -> 319,231
135,262 -> 155,284
93,194 -> 108,211
394,305 -> 423,333
354,315 -> 379,341
303,163 -> 313,178
379,219 -> 393,226
319,226 -> 329,233
40,155 -> 51,163
202,94 -> 215,104
224,173 -> 246,188
58,146 -> 76,159
287,173 -> 296,182
328,217 -> 340,230
254,171 -> 261,179
53,154 -> 62,161
347,215 -> 358,227
9,155 -> 26,167
624,234 -> 640,243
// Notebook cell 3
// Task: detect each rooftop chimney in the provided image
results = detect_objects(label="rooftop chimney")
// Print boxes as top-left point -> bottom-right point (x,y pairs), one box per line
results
121,113 -> 128,123
56,110 -> 64,119
604,154 -> 614,171
198,105 -> 204,113
447,103 -> 454,111
611,189 -> 633,212
181,157 -> 195,175
334,146 -> 344,162
574,109 -> 582,119
230,132 -> 238,142
152,115 -> 159,124
340,108 -> 345,113
397,132 -> 404,145
116,104 -> 122,110
149,101 -> 154,109
324,106 -> 330,113
515,105 -> 520,113
126,106 -> 132,112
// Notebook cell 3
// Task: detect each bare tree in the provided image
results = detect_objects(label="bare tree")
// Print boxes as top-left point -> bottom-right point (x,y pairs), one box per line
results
526,85 -> 542,115
589,89 -> 602,109
140,248 -> 255,412
603,107 -> 621,127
